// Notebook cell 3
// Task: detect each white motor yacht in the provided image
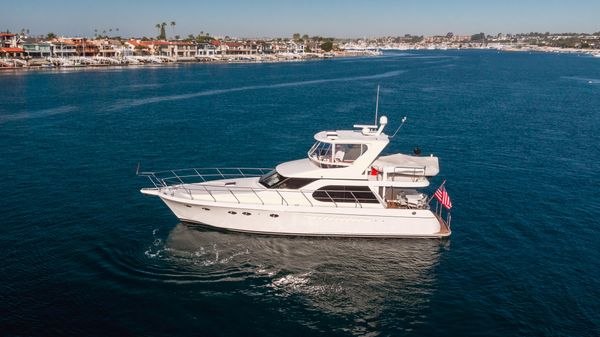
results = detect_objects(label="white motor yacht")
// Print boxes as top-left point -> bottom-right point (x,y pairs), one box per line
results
140,116 -> 452,238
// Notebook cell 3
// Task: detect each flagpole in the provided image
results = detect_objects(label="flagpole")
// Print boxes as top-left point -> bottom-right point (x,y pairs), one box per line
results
427,179 -> 446,204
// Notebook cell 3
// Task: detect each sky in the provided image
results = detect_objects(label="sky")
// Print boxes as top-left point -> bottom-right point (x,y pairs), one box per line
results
2,0 -> 600,38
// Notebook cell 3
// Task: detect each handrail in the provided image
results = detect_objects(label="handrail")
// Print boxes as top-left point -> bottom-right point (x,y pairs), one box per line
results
374,165 -> 428,183
139,166 -> 433,210
139,167 -> 273,187
349,191 -> 362,208
431,198 -> 452,228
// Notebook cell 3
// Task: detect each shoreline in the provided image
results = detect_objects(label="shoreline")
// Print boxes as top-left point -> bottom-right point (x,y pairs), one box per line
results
1,47 -> 598,72
0,50 -> 379,71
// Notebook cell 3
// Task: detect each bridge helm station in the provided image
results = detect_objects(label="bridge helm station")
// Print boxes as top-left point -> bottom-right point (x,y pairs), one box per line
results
308,116 -> 389,169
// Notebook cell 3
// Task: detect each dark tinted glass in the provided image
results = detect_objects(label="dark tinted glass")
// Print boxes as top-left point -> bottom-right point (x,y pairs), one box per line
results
312,186 -> 380,203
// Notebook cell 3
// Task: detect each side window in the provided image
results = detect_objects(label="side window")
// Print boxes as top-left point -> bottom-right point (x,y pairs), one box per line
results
312,186 -> 380,204
277,178 -> 317,189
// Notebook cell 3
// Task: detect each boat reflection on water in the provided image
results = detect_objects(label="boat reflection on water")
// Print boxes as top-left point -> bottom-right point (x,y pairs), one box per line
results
149,223 -> 449,332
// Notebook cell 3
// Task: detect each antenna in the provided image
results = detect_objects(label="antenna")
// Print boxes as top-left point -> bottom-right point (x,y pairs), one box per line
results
390,116 -> 408,138
374,85 -> 380,125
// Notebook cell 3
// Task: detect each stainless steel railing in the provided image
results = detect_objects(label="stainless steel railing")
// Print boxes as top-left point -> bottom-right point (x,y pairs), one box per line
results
139,166 -> 434,210
139,167 -> 272,188
372,165 -> 428,182
139,167 -> 406,209
433,198 -> 452,228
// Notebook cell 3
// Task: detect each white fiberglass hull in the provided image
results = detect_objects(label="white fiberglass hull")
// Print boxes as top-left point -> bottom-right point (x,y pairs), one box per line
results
155,194 -> 450,238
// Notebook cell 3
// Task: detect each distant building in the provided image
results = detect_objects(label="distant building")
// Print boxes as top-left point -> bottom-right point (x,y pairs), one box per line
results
93,39 -> 130,58
0,33 -> 18,48
0,33 -> 23,58
22,39 -> 53,58
125,39 -> 197,58
197,42 -> 217,56
50,41 -> 77,57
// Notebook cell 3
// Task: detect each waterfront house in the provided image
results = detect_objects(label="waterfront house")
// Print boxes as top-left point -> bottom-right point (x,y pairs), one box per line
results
210,40 -> 227,55
197,42 -> 217,56
72,38 -> 99,56
261,41 -> 274,54
150,41 -> 173,56
125,39 -> 150,56
50,41 -> 76,57
0,33 -> 19,48
224,41 -> 251,55
22,39 -> 53,58
0,33 -> 24,58
123,40 -> 196,58
287,41 -> 305,54
94,39 -> 131,58
0,47 -> 24,58
172,41 -> 197,58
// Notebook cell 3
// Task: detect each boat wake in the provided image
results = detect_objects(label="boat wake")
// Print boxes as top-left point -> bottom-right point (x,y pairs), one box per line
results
0,105 -> 78,123
561,76 -> 600,84
132,224 -> 447,327
108,70 -> 406,110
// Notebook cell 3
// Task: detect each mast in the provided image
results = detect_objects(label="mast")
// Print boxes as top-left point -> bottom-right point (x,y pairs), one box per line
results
374,85 -> 380,125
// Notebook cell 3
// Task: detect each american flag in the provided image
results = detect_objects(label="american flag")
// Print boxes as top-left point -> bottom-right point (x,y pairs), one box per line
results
434,182 -> 452,210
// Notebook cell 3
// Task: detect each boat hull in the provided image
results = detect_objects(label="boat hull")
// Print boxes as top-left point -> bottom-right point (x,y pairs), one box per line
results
157,195 -> 450,238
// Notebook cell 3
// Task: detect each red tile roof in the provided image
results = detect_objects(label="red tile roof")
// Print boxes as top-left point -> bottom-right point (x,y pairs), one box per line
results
0,33 -> 16,37
0,47 -> 24,53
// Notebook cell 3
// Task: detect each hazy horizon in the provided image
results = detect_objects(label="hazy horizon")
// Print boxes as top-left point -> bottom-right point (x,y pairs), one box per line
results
3,0 -> 600,39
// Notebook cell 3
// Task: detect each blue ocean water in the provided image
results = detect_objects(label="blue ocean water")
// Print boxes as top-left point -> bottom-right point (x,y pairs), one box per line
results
0,50 -> 599,336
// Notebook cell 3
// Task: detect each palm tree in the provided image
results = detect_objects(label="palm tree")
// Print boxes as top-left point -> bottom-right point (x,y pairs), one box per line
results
170,21 -> 176,38
155,23 -> 161,37
160,22 -> 167,40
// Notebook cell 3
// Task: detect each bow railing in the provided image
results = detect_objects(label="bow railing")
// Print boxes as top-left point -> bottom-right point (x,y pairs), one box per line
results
138,167 -> 273,189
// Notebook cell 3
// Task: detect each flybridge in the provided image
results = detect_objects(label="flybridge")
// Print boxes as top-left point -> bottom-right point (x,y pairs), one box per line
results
353,115 -> 388,136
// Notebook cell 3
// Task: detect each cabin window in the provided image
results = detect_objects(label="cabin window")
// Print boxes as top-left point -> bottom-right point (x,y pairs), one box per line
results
333,144 -> 368,162
312,186 -> 380,204
309,142 -> 368,168
259,170 -> 316,189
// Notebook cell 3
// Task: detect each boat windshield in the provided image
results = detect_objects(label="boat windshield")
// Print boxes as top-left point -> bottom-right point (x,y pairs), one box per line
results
259,170 -> 286,188
258,170 -> 316,189
308,141 -> 368,168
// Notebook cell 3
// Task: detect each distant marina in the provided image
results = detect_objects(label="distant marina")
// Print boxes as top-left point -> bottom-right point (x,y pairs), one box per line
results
0,33 -> 380,70
2,30 -> 599,70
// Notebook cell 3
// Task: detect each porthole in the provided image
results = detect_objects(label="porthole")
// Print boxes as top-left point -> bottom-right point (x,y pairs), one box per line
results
185,204 -> 192,208
242,212 -> 251,216
202,207 -> 210,211
412,211 -> 416,215
228,211 -> 237,215
269,214 -> 279,218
